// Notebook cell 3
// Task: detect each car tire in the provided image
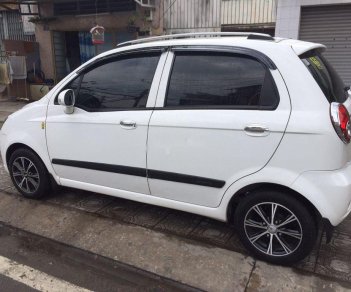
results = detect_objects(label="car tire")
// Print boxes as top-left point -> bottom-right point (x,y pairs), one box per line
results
8,148 -> 50,199
234,190 -> 317,265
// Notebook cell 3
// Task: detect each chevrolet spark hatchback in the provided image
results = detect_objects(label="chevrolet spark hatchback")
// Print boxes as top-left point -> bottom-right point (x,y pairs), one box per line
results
1,33 -> 351,265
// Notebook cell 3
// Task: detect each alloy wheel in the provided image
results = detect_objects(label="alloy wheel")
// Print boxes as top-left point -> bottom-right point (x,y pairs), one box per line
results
11,157 -> 40,194
244,202 -> 303,257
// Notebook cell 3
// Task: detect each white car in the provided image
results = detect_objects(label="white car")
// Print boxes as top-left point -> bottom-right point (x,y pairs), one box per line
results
1,32 -> 351,265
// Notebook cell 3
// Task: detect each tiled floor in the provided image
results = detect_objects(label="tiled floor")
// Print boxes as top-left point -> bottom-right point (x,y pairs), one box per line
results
0,160 -> 350,284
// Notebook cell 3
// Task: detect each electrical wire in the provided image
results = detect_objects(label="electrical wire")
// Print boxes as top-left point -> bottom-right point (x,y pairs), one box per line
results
160,0 -> 177,23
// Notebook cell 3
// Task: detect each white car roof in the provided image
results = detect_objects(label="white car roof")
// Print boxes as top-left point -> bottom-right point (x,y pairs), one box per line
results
94,33 -> 326,62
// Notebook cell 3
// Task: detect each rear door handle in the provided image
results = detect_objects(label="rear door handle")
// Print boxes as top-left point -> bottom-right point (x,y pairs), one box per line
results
244,125 -> 270,136
120,120 -> 136,129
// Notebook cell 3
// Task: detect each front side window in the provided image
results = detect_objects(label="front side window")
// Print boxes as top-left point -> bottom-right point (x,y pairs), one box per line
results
69,53 -> 160,111
165,52 -> 279,109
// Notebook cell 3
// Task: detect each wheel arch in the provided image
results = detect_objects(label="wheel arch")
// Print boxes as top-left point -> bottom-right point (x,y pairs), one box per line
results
6,143 -> 37,167
227,182 -> 322,225
6,142 -> 60,189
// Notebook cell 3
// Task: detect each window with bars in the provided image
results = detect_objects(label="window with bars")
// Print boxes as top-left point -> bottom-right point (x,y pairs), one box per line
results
53,0 -> 136,16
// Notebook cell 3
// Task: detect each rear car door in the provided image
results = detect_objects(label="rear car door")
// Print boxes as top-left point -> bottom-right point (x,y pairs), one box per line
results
46,50 -> 165,194
147,48 -> 291,207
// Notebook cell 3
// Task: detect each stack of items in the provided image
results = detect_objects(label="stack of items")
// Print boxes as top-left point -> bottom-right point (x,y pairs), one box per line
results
0,53 -> 27,100
9,55 -> 27,101
0,51 -> 13,99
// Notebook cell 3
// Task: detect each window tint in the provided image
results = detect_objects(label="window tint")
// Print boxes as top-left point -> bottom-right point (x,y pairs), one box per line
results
165,53 -> 278,108
75,53 -> 160,111
68,76 -> 81,96
301,52 -> 347,103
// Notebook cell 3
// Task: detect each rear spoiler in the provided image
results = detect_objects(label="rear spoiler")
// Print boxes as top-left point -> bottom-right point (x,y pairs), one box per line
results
291,43 -> 326,56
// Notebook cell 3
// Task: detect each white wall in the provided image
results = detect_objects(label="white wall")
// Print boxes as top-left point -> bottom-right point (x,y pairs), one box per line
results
275,0 -> 351,38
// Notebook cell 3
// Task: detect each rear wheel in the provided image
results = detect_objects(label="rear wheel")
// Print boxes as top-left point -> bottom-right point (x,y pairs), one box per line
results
234,190 -> 317,265
8,148 -> 50,199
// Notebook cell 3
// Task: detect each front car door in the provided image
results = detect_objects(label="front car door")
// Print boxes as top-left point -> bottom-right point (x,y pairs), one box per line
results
46,49 -> 166,194
147,48 -> 291,207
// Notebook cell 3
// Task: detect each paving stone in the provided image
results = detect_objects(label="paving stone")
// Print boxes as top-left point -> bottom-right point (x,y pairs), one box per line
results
0,168 -> 8,178
315,252 -> 351,282
0,168 -> 12,191
294,246 -> 319,273
336,215 -> 351,235
226,232 -> 247,254
154,210 -> 202,236
189,218 -> 235,247
96,198 -> 144,222
319,230 -> 351,255
72,193 -> 115,213
2,186 -> 20,197
45,189 -> 86,207
0,176 -> 11,185
0,179 -> 13,192
248,261 -> 350,292
315,232 -> 351,282
294,229 -> 323,273
129,205 -> 171,228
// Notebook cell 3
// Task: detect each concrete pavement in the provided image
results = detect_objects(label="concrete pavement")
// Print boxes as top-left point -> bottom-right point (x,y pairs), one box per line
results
0,189 -> 349,291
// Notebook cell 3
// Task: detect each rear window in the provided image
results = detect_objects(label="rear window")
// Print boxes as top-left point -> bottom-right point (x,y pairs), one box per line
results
301,50 -> 348,103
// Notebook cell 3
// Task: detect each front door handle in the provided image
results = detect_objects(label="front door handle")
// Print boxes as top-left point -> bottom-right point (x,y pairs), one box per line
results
120,120 -> 136,129
244,125 -> 270,136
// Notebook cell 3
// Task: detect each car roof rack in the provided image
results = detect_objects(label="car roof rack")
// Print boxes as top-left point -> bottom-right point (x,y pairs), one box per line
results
117,32 -> 274,47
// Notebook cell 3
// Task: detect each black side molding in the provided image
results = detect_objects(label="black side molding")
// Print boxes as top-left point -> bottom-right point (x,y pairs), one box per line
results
52,159 -> 146,177
148,169 -> 225,189
52,159 -> 225,189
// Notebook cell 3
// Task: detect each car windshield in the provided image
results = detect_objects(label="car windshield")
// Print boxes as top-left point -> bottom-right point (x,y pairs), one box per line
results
300,50 -> 348,104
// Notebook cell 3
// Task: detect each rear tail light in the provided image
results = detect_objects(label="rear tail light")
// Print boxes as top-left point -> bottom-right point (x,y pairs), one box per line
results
330,102 -> 351,144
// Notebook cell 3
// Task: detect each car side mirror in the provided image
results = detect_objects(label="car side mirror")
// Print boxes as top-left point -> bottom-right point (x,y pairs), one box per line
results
58,89 -> 75,114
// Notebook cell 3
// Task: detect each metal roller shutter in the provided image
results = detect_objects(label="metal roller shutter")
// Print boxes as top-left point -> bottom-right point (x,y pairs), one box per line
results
299,4 -> 351,86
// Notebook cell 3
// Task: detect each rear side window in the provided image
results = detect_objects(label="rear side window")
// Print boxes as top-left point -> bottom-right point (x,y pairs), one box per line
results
301,51 -> 347,103
165,52 -> 279,109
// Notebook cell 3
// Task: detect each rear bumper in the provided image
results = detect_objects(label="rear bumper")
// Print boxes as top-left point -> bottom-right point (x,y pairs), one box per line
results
291,162 -> 351,226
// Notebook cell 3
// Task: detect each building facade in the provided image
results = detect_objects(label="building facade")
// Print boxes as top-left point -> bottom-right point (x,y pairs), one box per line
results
33,0 -> 163,82
0,4 -> 38,100
275,0 -> 351,85
163,0 -> 277,35
0,5 -> 35,53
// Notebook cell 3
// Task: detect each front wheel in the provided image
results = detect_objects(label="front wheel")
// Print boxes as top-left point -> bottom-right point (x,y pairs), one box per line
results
8,148 -> 50,199
234,190 -> 317,265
